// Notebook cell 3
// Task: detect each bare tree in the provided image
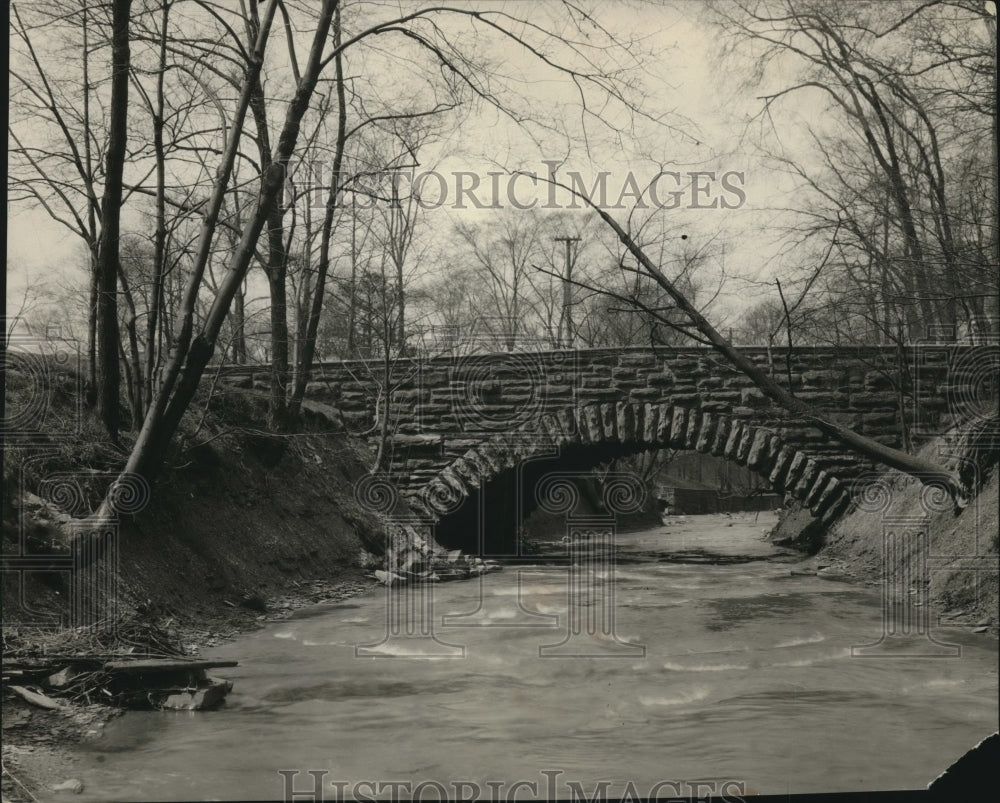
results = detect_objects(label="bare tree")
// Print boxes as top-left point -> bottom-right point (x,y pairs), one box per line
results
9,1 -> 699,525
712,0 -> 999,339
9,2 -> 107,403
454,211 -> 546,351
540,171 -> 968,506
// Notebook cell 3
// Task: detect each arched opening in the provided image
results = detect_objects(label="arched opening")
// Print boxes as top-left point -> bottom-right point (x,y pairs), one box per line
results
433,442 -> 649,555
414,405 -> 853,557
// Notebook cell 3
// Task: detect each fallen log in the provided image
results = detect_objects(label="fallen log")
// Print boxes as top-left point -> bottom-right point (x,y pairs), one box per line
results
103,659 -> 238,673
8,685 -> 67,710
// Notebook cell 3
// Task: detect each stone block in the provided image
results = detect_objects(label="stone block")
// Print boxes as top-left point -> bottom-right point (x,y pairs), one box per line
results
768,445 -> 796,489
810,475 -> 843,517
577,388 -> 622,401
820,487 -> 852,524
711,417 -> 731,457
746,430 -> 775,473
684,409 -> 701,449
643,403 -> 660,443
849,392 -> 898,408
801,369 -> 843,387
617,402 -> 637,442
669,392 -> 701,406
655,404 -> 673,443
695,413 -> 716,453
707,390 -> 743,403
736,425 -> 755,464
804,469 -> 830,508
783,450 -> 809,491
601,403 -> 618,441
864,371 -> 896,391
792,458 -> 821,499
724,420 -> 744,459
612,379 -> 646,391
740,387 -> 768,407
669,407 -> 688,448
646,372 -> 676,387
617,353 -> 658,367
583,405 -> 603,442
556,408 -> 579,440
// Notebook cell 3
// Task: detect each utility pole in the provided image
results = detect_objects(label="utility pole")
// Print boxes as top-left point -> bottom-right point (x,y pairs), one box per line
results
554,236 -> 581,348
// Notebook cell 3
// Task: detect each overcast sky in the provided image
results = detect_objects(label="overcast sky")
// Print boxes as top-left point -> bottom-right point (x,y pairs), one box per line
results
4,0 -> 862,326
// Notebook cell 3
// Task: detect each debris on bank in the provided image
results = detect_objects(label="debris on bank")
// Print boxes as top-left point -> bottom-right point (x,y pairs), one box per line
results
368,522 -> 504,585
2,617 -> 240,715
373,550 -> 503,585
3,655 -> 237,712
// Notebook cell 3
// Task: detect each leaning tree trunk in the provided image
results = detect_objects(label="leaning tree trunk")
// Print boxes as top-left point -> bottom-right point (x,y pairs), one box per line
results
554,176 -> 968,507
107,0 -> 337,493
118,1 -> 280,494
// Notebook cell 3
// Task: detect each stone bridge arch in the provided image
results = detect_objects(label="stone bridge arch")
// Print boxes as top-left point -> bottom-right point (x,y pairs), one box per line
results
217,343 -> 989,548
405,401 -> 853,551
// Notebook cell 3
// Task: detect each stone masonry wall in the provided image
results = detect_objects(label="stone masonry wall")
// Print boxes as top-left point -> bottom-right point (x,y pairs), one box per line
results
219,344 -> 992,514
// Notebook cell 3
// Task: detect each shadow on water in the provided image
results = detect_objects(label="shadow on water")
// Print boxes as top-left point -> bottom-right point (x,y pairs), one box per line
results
616,548 -> 770,565
262,679 -> 430,704
286,602 -> 364,620
703,592 -> 816,631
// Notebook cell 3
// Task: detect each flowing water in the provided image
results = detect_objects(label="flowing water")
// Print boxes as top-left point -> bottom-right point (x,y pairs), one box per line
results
71,513 -> 997,800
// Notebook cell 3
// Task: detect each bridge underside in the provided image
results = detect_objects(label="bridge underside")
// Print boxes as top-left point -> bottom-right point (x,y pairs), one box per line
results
432,441 -> 650,555
403,403 -> 866,541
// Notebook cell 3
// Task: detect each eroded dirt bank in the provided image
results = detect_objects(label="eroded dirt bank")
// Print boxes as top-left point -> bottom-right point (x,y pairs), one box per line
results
768,427 -> 999,630
3,387 -> 392,799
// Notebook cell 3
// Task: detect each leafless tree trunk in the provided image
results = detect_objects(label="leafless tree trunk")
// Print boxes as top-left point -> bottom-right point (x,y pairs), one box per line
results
288,3 -> 348,418
545,173 -> 968,506
144,0 -> 171,414
114,0 -> 281,485
94,0 -> 133,439
115,0 -> 336,488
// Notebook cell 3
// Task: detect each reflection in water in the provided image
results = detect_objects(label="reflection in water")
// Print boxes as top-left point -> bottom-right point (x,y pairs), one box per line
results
70,514 -> 998,800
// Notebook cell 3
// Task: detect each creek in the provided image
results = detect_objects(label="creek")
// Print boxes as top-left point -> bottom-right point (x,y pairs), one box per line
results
71,512 -> 998,799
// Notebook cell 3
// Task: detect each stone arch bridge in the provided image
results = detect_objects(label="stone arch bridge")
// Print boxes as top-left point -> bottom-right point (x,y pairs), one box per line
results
220,344 -> 990,550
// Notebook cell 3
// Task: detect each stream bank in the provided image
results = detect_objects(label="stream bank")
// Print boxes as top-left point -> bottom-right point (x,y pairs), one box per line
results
767,425 -> 998,631
33,513 -> 1000,800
